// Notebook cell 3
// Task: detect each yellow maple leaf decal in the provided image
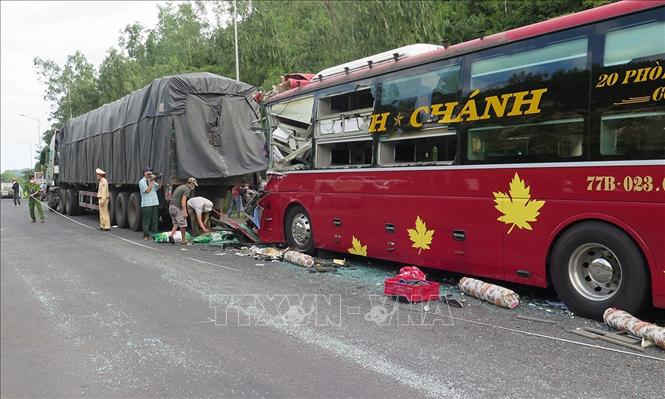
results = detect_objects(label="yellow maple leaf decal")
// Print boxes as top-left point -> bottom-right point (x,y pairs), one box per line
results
493,173 -> 546,234
407,216 -> 434,254
348,236 -> 367,256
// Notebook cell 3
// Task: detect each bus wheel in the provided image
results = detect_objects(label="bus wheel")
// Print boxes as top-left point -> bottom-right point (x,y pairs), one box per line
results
115,192 -> 130,228
550,221 -> 649,319
127,193 -> 142,231
285,205 -> 315,254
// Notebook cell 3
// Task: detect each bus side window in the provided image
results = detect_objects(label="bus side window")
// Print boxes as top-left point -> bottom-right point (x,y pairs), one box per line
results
593,12 -> 665,160
314,83 -> 376,169
375,62 -> 461,166
317,140 -> 373,168
464,30 -> 590,164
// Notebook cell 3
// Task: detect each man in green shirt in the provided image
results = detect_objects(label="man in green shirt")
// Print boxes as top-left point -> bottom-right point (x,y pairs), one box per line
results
168,177 -> 197,245
25,180 -> 44,223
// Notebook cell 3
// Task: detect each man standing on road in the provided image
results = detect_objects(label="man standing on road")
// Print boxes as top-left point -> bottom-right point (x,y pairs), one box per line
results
96,168 -> 110,231
12,179 -> 21,206
26,179 -> 44,223
186,196 -> 213,237
138,166 -> 160,240
169,177 -> 197,245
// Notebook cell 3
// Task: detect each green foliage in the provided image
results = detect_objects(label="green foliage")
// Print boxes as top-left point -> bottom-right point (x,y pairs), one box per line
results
1,170 -> 17,183
22,169 -> 35,183
34,0 -> 617,142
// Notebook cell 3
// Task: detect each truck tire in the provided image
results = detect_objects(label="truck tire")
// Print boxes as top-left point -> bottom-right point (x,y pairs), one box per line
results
47,190 -> 57,212
115,192 -> 130,228
127,192 -> 142,231
109,191 -> 118,226
58,190 -> 66,213
65,189 -> 79,216
550,221 -> 649,320
284,205 -> 315,254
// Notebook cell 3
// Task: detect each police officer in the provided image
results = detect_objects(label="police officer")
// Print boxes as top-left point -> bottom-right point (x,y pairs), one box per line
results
96,168 -> 110,231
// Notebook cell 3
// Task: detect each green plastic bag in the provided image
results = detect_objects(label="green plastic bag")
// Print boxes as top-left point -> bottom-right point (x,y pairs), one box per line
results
192,231 -> 236,244
153,231 -> 191,243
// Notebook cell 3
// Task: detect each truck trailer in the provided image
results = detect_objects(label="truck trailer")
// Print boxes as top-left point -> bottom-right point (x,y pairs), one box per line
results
46,72 -> 268,230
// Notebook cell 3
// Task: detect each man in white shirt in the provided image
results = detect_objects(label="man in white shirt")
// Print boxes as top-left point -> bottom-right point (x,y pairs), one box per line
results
186,196 -> 213,236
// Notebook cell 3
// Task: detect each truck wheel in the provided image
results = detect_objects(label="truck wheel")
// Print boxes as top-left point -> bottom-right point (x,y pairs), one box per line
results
127,193 -> 142,231
284,205 -> 315,254
109,191 -> 118,226
58,190 -> 66,213
47,191 -> 57,212
65,189 -> 79,216
550,221 -> 649,320
115,192 -> 130,228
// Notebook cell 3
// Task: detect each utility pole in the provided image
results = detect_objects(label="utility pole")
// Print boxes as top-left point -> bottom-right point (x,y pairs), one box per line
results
19,113 -> 41,165
234,0 -> 240,81
18,141 -> 32,171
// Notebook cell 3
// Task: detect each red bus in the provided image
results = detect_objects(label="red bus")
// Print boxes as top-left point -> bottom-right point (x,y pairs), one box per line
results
258,0 -> 665,319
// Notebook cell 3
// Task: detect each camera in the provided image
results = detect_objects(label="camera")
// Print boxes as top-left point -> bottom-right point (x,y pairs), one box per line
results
149,172 -> 162,180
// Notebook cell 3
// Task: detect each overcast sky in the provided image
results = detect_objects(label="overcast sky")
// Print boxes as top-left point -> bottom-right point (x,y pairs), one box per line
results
1,1 -> 165,171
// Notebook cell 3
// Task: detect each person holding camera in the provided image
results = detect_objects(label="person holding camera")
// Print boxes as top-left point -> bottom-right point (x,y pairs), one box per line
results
138,166 -> 160,240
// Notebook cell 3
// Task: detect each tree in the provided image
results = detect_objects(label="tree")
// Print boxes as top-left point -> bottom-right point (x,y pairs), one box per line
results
34,51 -> 101,130
1,170 -> 17,183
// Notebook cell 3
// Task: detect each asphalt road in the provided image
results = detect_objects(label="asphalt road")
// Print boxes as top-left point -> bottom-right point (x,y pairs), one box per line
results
2,199 -> 664,398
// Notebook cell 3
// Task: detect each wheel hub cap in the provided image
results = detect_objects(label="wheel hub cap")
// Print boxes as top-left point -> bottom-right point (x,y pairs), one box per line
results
588,258 -> 613,285
568,243 -> 622,301
291,214 -> 311,246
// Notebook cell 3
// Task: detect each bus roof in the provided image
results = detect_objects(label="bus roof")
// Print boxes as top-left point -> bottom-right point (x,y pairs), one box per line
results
266,0 -> 664,104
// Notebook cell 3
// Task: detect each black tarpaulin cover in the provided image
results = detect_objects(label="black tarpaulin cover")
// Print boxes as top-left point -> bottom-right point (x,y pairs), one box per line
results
59,72 -> 267,185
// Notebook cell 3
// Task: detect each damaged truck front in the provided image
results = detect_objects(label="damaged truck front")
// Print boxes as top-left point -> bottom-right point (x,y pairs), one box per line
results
47,72 -> 268,230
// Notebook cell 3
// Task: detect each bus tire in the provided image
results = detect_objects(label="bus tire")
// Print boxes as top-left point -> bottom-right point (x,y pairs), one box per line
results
127,192 -> 142,232
108,191 -> 118,226
65,189 -> 79,216
550,221 -> 649,320
115,192 -> 130,228
284,205 -> 315,255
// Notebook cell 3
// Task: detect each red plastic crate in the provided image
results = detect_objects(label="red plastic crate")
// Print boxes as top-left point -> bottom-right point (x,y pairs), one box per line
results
384,278 -> 440,303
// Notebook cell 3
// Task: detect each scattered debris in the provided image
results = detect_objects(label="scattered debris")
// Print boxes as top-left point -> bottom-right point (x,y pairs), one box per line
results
250,246 -> 286,260
582,327 -> 641,344
569,327 -> 644,352
440,293 -> 463,308
212,214 -> 260,243
545,300 -> 568,310
283,250 -> 315,268
192,231 -> 237,244
333,259 -> 346,266
516,315 -> 556,325
458,277 -> 520,309
603,308 -> 665,350
314,264 -> 337,273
